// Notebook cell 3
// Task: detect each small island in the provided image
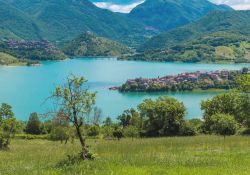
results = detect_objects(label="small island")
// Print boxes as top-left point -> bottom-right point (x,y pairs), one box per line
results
111,68 -> 250,92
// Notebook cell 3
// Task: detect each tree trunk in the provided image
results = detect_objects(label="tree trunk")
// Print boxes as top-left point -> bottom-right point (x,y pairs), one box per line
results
75,124 -> 89,160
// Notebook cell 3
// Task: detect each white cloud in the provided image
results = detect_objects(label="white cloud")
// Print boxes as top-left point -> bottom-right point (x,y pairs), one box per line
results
94,0 -> 250,12
210,0 -> 250,10
93,0 -> 145,13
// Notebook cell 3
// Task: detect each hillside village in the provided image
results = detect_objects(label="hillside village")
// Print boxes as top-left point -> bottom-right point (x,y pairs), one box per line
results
113,68 -> 250,92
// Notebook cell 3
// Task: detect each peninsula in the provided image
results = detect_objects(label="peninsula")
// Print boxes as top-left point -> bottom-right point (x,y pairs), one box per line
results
111,68 -> 250,92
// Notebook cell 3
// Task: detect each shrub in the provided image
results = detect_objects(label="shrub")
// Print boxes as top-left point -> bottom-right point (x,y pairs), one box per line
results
209,113 -> 238,137
25,113 -> 42,135
49,126 -> 70,144
179,121 -> 196,136
113,128 -> 123,140
138,97 -> 186,136
239,128 -> 250,135
87,125 -> 100,137
15,134 -> 48,140
0,103 -> 17,150
123,125 -> 139,139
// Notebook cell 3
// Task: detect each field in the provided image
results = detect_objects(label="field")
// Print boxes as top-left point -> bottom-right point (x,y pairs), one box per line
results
1,136 -> 250,175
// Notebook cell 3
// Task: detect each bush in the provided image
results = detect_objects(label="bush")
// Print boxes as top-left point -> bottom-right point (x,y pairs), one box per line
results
138,97 -> 186,137
188,119 -> 204,134
25,113 -> 42,135
0,103 -> 17,150
113,128 -> 123,140
123,125 -> 139,139
239,128 -> 250,135
209,113 -> 238,137
101,126 -> 114,139
49,126 -> 70,143
201,92 -> 250,127
87,125 -> 100,137
179,121 -> 196,136
15,134 -> 48,140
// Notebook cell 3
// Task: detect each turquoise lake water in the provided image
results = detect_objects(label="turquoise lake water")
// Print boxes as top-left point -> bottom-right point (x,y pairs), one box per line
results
0,58 -> 249,121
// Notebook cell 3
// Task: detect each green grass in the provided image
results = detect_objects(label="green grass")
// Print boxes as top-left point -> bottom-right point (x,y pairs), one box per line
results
1,136 -> 250,175
0,52 -> 26,66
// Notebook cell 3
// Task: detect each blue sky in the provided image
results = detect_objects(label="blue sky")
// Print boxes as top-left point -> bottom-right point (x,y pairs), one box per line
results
90,0 -> 250,13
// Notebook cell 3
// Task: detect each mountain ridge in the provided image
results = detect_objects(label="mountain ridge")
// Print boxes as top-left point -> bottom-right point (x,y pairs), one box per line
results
128,0 -> 232,32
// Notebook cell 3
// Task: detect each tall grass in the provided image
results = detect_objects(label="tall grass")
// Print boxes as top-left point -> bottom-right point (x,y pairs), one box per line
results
1,136 -> 250,175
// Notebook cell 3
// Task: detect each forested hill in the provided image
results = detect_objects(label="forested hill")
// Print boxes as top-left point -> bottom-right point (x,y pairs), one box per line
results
0,1 -> 42,40
120,11 -> 250,63
141,10 -> 250,51
0,0 -> 150,47
128,0 -> 232,32
63,32 -> 133,57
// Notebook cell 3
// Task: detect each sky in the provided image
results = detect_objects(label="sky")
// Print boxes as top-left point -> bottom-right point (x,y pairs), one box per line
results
90,0 -> 250,13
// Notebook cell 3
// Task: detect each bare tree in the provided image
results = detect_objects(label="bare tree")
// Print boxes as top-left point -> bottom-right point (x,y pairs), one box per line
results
93,107 -> 102,126
50,74 -> 96,160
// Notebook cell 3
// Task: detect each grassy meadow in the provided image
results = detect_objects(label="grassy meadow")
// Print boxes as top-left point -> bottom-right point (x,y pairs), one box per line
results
1,136 -> 250,175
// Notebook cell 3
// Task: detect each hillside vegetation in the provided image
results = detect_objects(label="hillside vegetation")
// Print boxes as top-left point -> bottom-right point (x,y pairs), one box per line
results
63,32 -> 133,57
124,32 -> 250,63
0,40 -> 67,64
121,11 -> 250,63
0,1 -> 42,40
129,0 -> 231,32
0,52 -> 28,66
142,10 -> 250,50
1,0 -> 151,47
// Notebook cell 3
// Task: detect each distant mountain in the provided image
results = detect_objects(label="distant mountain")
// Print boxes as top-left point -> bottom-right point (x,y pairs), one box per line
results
122,11 -> 250,63
0,1 -> 42,40
1,0 -> 150,47
128,0 -> 232,32
63,32 -> 133,57
142,10 -> 250,50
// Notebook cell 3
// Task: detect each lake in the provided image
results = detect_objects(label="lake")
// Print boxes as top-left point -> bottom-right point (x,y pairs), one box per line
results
0,58 -> 249,121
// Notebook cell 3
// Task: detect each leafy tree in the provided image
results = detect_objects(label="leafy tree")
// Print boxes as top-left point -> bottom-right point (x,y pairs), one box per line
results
0,103 -> 17,150
0,103 -> 14,122
237,74 -> 250,93
123,125 -> 139,140
209,113 -> 238,138
103,117 -> 113,127
50,75 -> 96,160
40,120 -> 53,134
92,107 -> 102,126
25,113 -> 41,135
102,126 -> 114,138
118,108 -> 141,128
201,91 -> 250,128
113,127 -> 123,141
49,111 -> 72,143
138,97 -> 186,136
50,126 -> 70,144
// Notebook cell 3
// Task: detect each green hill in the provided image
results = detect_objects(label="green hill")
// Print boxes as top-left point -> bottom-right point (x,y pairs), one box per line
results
128,0 -> 232,32
123,32 -> 250,63
0,40 -> 67,63
141,11 -> 250,50
0,52 -> 26,66
2,0 -> 150,47
63,32 -> 133,57
0,1 -> 42,40
125,11 -> 250,63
